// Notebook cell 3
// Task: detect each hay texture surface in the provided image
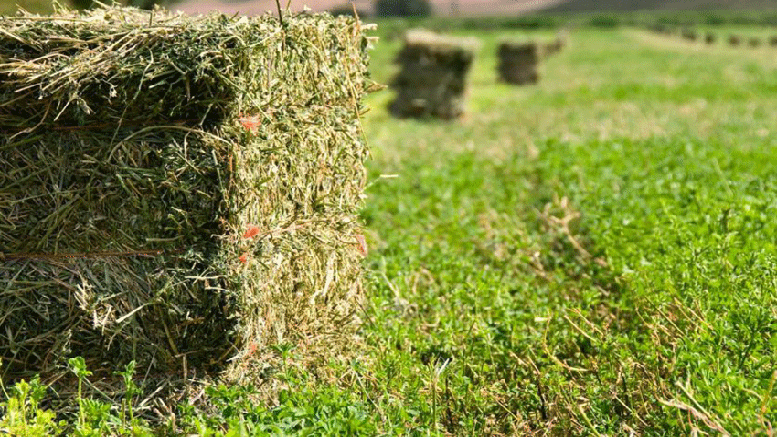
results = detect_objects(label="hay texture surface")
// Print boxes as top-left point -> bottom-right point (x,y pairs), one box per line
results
498,41 -> 539,86
0,5 -> 371,381
388,29 -> 477,119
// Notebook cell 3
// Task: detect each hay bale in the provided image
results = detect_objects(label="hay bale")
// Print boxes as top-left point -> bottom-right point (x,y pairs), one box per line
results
498,41 -> 540,86
705,32 -> 716,44
729,35 -> 742,46
749,37 -> 761,48
681,28 -> 697,42
770,36 -> 777,47
388,30 -> 477,119
541,32 -> 567,58
0,4 -> 372,384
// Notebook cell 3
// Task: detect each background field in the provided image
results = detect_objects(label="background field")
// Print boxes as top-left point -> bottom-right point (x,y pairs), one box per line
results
335,24 -> 777,435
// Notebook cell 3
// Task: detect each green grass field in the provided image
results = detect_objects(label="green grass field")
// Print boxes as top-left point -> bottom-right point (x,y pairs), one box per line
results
2,17 -> 777,437
352,24 -> 777,435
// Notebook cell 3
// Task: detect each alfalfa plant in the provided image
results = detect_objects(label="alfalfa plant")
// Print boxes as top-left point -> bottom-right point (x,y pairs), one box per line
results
0,362 -> 64,436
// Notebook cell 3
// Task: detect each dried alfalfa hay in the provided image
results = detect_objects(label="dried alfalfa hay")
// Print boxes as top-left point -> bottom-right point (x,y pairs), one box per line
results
729,34 -> 742,46
705,32 -> 716,44
0,3 -> 374,401
388,29 -> 478,119
498,41 -> 540,86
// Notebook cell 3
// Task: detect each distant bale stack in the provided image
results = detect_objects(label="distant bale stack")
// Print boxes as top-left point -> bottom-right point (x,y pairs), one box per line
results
681,28 -> 698,42
652,24 -> 667,34
542,39 -> 564,58
498,42 -> 540,85
0,5 -> 372,383
389,30 -> 477,119
705,32 -> 716,44
749,37 -> 761,48
729,35 -> 742,46
542,31 -> 568,58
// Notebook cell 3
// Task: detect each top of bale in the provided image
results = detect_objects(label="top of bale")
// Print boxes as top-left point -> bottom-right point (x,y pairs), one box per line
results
0,4 -> 371,132
498,40 -> 540,56
401,29 -> 480,55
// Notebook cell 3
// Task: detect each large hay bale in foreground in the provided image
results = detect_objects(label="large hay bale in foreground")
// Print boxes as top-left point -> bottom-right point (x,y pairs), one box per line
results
388,30 -> 477,119
498,42 -> 540,85
0,5 -> 372,381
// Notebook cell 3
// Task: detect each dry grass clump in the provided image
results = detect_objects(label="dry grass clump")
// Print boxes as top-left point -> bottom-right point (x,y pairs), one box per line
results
388,29 -> 478,119
0,3 -> 373,396
497,41 -> 540,85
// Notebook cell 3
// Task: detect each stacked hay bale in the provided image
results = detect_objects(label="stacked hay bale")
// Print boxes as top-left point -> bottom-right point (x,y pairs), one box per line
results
542,39 -> 563,57
681,28 -> 697,42
388,30 -> 477,119
498,41 -> 540,85
0,5 -> 372,384
542,32 -> 567,58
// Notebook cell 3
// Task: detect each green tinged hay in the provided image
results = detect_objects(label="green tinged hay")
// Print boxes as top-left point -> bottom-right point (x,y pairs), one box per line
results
0,4 -> 372,385
388,29 -> 477,119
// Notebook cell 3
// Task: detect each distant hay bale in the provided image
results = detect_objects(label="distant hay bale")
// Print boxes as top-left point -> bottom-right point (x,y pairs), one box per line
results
498,41 -> 540,86
681,28 -> 698,42
771,36 -> 777,47
729,35 -> 742,46
705,32 -> 716,44
541,32 -> 567,58
651,24 -> 667,34
749,37 -> 761,48
388,30 -> 478,119
0,4 -> 372,386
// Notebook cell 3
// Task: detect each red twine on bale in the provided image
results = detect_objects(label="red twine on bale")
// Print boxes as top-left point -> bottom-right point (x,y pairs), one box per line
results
355,234 -> 368,256
242,225 -> 261,239
238,114 -> 261,132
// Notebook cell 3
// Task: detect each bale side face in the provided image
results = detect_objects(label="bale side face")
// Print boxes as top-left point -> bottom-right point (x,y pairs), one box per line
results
0,6 -> 371,380
388,30 -> 475,119
497,42 -> 539,85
